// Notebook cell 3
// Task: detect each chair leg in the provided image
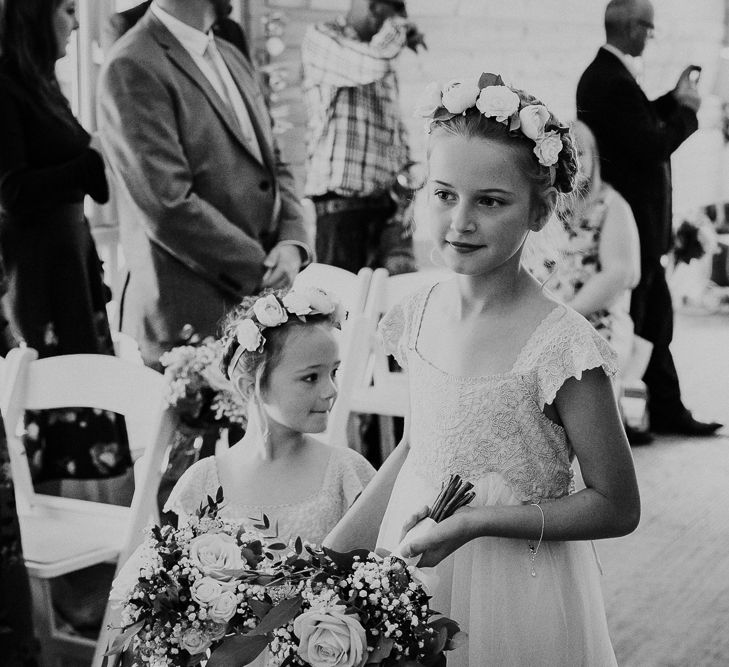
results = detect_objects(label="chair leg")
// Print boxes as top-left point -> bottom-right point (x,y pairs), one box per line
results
347,414 -> 363,454
28,576 -> 58,667
378,415 -> 397,462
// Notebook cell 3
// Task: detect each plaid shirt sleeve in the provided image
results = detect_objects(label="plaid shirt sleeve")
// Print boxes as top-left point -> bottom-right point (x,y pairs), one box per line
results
302,18 -> 407,88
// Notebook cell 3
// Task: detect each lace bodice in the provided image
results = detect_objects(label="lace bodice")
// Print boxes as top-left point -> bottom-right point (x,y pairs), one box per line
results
379,285 -> 617,503
163,445 -> 375,546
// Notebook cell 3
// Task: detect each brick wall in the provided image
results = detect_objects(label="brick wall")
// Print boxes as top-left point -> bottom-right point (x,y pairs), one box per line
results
244,0 -> 728,220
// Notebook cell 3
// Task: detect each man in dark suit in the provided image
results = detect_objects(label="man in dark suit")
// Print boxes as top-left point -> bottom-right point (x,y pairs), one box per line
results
98,0 -> 310,367
103,0 -> 250,60
577,0 -> 721,439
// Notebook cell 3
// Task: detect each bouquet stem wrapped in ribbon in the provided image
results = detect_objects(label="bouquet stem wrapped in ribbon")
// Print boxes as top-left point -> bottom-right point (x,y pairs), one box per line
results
393,474 -> 475,566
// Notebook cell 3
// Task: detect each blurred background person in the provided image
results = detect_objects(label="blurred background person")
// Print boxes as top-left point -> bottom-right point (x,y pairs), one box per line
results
102,0 -> 251,61
0,0 -> 132,639
577,0 -> 722,436
98,0 -> 310,370
0,0 -> 131,486
526,121 -> 648,443
301,0 -> 425,275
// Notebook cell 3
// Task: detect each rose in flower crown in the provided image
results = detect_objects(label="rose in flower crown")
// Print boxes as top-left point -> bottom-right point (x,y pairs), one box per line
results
417,72 -> 570,170
220,287 -> 346,383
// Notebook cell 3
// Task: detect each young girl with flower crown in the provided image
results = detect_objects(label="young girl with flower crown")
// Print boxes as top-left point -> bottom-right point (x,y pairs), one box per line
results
163,287 -> 375,546
325,74 -> 640,665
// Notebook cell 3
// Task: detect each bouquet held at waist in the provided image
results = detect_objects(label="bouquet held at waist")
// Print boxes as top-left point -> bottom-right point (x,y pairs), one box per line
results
106,488 -> 465,667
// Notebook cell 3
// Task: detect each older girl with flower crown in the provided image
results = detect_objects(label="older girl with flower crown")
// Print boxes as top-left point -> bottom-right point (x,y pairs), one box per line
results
325,74 -> 640,665
163,287 -> 375,546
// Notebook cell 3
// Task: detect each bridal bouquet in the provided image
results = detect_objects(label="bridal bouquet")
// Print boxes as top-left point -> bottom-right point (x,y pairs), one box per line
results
105,489 -> 289,666
159,327 -> 247,430
107,491 -> 464,667
212,546 -> 464,667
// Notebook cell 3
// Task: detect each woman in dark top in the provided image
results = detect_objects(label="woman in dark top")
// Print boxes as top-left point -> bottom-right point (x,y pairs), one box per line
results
0,0 -> 131,484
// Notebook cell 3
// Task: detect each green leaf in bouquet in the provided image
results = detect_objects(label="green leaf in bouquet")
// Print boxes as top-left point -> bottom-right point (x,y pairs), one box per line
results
477,72 -> 505,88
249,599 -> 273,619
240,547 -> 261,567
268,542 -> 287,550
104,619 -> 145,656
368,636 -> 395,663
216,485 -> 225,504
295,536 -> 303,554
322,547 -> 371,571
249,595 -> 303,636
423,625 -> 449,659
428,617 -> 461,639
252,513 -> 271,530
207,634 -> 269,667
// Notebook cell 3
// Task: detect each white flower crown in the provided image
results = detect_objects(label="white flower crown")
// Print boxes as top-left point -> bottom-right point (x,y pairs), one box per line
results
226,287 -> 345,378
416,72 -> 568,171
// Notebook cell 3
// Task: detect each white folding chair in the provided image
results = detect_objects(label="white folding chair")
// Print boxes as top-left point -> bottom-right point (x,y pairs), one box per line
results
0,347 -> 178,667
327,268 -> 449,458
293,263 -> 372,322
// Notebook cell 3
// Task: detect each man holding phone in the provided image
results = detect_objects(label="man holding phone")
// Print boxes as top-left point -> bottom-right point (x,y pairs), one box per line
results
577,0 -> 722,440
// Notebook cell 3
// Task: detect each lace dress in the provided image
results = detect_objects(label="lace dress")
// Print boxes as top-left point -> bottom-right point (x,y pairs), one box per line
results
377,285 -> 619,666
164,444 -> 375,546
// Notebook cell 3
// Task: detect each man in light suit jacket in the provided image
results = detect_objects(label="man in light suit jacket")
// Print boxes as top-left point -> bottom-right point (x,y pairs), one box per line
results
98,0 -> 310,367
577,0 -> 721,438
102,0 -> 251,61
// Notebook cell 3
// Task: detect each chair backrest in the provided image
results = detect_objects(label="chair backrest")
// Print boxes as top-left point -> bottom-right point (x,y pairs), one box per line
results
294,263 -> 372,320
1,347 -> 177,553
317,313 -> 378,448
365,268 -> 449,385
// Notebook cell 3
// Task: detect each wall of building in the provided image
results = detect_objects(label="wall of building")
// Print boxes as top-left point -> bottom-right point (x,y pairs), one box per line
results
245,0 -> 729,220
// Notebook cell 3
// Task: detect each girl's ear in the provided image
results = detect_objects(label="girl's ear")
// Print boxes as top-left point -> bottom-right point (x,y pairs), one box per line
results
530,187 -> 558,231
234,373 -> 253,399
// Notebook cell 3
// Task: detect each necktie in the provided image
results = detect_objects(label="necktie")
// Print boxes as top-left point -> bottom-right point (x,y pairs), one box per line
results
204,37 -> 263,163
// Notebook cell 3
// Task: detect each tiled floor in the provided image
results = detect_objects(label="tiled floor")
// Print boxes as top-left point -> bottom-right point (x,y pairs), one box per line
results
600,307 -> 729,667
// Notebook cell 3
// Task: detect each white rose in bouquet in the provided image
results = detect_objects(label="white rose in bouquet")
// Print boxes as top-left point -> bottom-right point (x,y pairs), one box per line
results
188,533 -> 246,581
294,606 -> 368,667
208,590 -> 239,623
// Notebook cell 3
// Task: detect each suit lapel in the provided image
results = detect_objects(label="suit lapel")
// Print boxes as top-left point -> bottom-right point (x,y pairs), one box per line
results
598,48 -> 651,107
218,43 -> 275,173
144,13 -> 265,164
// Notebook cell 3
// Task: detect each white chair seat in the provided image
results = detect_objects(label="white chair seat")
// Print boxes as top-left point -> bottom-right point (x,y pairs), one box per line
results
349,380 -> 409,417
21,510 -> 126,577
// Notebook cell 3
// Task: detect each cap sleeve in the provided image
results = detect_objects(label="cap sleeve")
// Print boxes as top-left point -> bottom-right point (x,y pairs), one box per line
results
334,447 -> 376,508
377,300 -> 408,370
527,308 -> 619,409
163,457 -> 220,525
376,285 -> 433,371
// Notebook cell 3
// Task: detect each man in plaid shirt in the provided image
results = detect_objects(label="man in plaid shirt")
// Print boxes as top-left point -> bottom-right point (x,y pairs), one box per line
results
302,0 -> 425,273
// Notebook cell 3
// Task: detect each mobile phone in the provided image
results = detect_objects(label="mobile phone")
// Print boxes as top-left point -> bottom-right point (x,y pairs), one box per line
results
688,65 -> 702,84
